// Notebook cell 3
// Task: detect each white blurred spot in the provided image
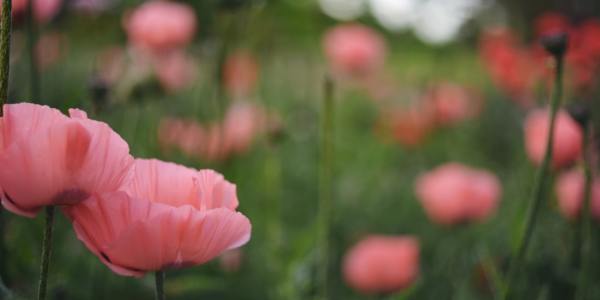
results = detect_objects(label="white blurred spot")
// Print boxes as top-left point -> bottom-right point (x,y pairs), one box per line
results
319,0 -> 367,21
369,0 -> 417,31
412,0 -> 486,45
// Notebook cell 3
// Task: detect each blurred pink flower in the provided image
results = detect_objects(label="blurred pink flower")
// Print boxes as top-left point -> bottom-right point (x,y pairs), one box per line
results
223,50 -> 259,99
343,235 -> 419,295
219,249 -> 243,273
36,31 -> 67,71
415,163 -> 502,225
381,104 -> 434,147
72,0 -> 114,13
34,0 -> 62,23
478,27 -> 541,107
222,101 -> 266,154
423,82 -> 481,126
64,159 -> 252,277
524,108 -> 583,169
10,0 -> 28,16
96,46 -> 126,85
0,103 -> 134,217
154,50 -> 198,92
323,23 -> 387,78
555,170 -> 600,220
7,0 -> 62,23
158,102 -> 268,162
124,0 -> 197,53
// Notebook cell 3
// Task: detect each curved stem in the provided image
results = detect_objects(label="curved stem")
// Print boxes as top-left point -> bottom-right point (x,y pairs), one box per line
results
575,124 -> 593,299
154,271 -> 165,300
37,206 -> 55,300
501,57 -> 564,299
316,76 -> 335,300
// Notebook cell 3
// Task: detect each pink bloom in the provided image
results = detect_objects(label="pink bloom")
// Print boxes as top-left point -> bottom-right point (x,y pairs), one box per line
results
33,0 -> 62,23
382,104 -> 433,147
157,117 -> 221,161
555,170 -> 600,220
5,0 -> 61,23
64,159 -> 252,277
72,0 -> 114,13
478,28 -> 541,107
223,50 -> 259,98
323,23 -> 387,77
343,235 -> 419,295
0,103 -> 133,217
415,163 -> 502,225
222,101 -> 265,155
96,46 -> 126,85
124,0 -> 197,53
36,32 -> 67,71
524,108 -> 583,169
158,102 -> 267,162
423,82 -> 481,126
154,50 -> 198,92
10,0 -> 28,16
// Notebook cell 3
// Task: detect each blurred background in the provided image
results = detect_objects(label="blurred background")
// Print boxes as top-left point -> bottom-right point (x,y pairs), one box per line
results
2,0 -> 600,299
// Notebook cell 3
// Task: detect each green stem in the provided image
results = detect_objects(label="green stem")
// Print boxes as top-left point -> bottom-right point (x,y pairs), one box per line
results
26,0 -> 40,101
264,146 -> 284,298
154,271 -> 165,300
316,76 -> 334,300
0,0 -> 12,293
0,0 -> 11,106
575,125 -> 593,300
501,56 -> 564,299
37,206 -> 55,300
479,247 -> 505,300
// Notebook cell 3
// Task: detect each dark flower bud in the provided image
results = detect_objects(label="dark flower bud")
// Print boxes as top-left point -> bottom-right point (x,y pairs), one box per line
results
540,32 -> 569,58
88,74 -> 109,112
567,101 -> 590,128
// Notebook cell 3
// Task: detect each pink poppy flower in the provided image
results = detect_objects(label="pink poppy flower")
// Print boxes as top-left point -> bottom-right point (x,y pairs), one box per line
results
423,82 -> 481,126
381,104 -> 434,147
343,235 -> 419,295
5,0 -> 61,23
36,32 -> 67,71
222,101 -> 265,155
478,27 -> 540,107
158,102 -> 267,162
124,1 -> 197,53
524,108 -> 583,169
9,0 -> 28,16
96,46 -> 126,85
33,0 -> 62,23
158,118 -> 204,157
64,159 -> 252,277
0,103 -> 133,217
555,170 -> 600,220
223,50 -> 259,99
154,50 -> 198,92
415,163 -> 502,225
323,23 -> 387,77
72,0 -> 114,13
